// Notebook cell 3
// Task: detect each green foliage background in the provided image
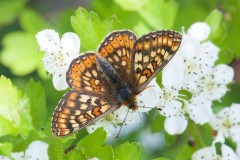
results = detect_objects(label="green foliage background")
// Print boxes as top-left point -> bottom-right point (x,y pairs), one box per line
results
0,0 -> 240,159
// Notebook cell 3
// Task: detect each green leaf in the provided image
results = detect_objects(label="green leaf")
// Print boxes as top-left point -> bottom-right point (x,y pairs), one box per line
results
205,9 -> 226,43
19,9 -> 48,34
133,21 -> 152,37
114,142 -> 141,160
114,0 -> 178,30
0,143 -> 12,156
0,32 -> 43,76
24,79 -> 47,130
0,76 -> 21,130
64,148 -> 85,160
91,0 -> 140,29
0,0 -> 27,26
174,0 -> 210,30
187,122 -> 212,148
77,128 -> 106,148
176,145 -> 195,160
48,138 -> 63,160
164,132 -> 177,146
77,128 -> 114,160
178,89 -> 192,101
151,114 -> 164,133
18,90 -> 33,137
114,0 -> 146,11
0,115 -> 18,136
71,7 -> 121,52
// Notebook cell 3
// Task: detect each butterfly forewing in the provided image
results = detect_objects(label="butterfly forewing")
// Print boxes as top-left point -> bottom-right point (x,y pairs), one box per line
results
67,53 -> 111,95
98,30 -> 137,83
132,30 -> 182,92
52,90 -> 118,136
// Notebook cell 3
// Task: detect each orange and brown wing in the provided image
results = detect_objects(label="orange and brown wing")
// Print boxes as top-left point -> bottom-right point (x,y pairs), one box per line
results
67,53 -> 111,95
131,30 -> 182,92
52,90 -> 119,136
98,30 -> 137,83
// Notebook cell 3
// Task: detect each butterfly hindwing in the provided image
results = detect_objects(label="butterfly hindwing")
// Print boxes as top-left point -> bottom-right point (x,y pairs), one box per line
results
52,90 -> 119,136
131,30 -> 182,92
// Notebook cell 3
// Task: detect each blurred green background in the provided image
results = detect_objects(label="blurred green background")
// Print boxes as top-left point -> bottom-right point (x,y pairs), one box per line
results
0,0 -> 240,159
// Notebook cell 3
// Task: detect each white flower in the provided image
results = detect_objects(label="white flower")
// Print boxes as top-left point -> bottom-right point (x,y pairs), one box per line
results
0,140 -> 49,160
192,144 -> 240,160
87,78 -> 162,137
210,103 -> 240,144
198,64 -> 234,101
156,77 -> 187,135
187,22 -> 211,41
36,29 -> 80,90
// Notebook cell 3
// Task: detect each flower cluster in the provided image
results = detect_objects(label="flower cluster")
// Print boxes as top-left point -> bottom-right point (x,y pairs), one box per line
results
157,22 -> 234,135
36,22 -> 237,159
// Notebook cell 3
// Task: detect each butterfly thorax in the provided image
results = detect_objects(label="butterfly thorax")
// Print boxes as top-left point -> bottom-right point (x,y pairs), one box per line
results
96,55 -> 137,110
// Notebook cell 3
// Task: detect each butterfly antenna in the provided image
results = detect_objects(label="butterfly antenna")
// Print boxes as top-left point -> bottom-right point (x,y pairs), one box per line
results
137,104 -> 162,111
115,108 -> 131,140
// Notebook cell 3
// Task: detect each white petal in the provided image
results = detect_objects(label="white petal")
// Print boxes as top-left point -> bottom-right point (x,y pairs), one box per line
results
229,103 -> 240,124
52,66 -> 69,90
230,126 -> 240,143
87,118 -> 119,137
42,53 -> 54,73
186,97 -> 213,125
214,64 -> 234,84
116,107 -> 141,125
136,79 -> 161,112
199,41 -> 219,66
61,32 -> 80,56
179,35 -> 200,59
36,29 -> 60,53
25,141 -> 49,160
0,156 -> 11,160
159,100 -> 182,117
192,146 -> 218,160
236,143 -> 240,157
187,22 -> 210,41
216,107 -> 229,120
11,152 -> 24,160
162,54 -> 185,88
221,144 -> 240,160
164,115 -> 188,135
215,85 -> 228,101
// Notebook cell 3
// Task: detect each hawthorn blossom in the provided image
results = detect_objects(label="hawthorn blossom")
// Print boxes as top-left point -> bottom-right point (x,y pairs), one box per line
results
0,141 -> 49,160
87,78 -> 162,137
192,144 -> 240,160
158,22 -> 234,135
36,29 -> 80,90
210,103 -> 240,144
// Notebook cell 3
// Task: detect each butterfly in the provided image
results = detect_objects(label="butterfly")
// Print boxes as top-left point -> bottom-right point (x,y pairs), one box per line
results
51,30 -> 182,136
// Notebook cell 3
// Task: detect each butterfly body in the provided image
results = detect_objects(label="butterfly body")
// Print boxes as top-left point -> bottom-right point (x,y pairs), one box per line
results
96,54 -> 137,111
52,30 -> 182,136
